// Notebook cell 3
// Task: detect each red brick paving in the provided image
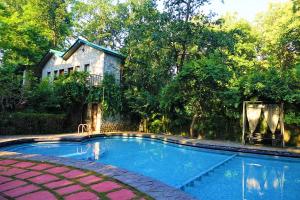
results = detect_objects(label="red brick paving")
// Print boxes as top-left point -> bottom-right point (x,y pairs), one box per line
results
30,163 -> 54,171
91,181 -> 122,193
44,180 -> 73,189
107,189 -> 136,200
0,160 -> 18,165
29,174 -> 59,184
13,162 -> 35,168
65,191 -> 100,200
0,180 -> 27,192
62,169 -> 86,179
78,175 -> 102,184
0,166 -> 9,172
0,195 -> 8,200
46,166 -> 70,174
16,171 -> 42,179
15,191 -> 57,200
0,176 -> 12,184
55,184 -> 83,195
0,159 -> 146,200
3,184 -> 40,198
2,168 -> 27,176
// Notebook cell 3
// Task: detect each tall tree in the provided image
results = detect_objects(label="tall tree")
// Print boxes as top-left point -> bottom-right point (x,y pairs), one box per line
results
122,0 -> 173,130
0,0 -> 72,67
27,0 -> 72,48
73,0 -> 130,49
256,1 -> 300,69
164,0 -> 210,71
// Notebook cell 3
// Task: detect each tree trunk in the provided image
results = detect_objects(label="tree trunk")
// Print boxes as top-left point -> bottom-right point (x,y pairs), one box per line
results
178,0 -> 191,72
190,114 -> 198,138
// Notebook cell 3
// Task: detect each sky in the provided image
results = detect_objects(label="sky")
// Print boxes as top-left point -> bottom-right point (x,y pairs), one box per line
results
203,0 -> 288,22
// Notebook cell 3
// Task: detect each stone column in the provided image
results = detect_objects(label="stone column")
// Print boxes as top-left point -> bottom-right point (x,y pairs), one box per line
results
95,104 -> 102,133
86,103 -> 92,131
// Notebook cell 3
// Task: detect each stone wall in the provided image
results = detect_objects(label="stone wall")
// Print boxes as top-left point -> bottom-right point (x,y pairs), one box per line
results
100,121 -> 139,133
104,54 -> 122,82
42,44 -> 104,79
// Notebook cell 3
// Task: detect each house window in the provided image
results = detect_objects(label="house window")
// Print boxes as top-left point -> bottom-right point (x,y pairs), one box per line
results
68,67 -> 74,74
84,64 -> 90,72
59,69 -> 65,75
47,72 -> 51,77
75,66 -> 80,71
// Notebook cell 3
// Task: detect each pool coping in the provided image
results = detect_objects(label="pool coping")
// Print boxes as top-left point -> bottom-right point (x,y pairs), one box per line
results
1,132 -> 300,200
1,132 -> 300,158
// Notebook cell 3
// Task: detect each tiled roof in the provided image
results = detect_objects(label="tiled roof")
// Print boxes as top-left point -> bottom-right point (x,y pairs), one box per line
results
39,39 -> 125,68
61,38 -> 125,60
49,49 -> 64,57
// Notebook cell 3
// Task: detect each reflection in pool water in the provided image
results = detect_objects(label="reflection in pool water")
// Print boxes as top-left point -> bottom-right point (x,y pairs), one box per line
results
2,137 -> 300,200
186,154 -> 300,200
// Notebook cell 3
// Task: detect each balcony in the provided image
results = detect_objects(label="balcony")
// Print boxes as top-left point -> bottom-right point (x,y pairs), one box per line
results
87,74 -> 102,86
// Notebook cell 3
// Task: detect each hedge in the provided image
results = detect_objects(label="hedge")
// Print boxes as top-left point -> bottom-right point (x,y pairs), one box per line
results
0,112 -> 66,135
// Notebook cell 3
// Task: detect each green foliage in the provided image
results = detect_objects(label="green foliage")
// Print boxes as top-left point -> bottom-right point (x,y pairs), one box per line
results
0,66 -> 23,111
0,112 -> 66,135
255,1 -> 300,69
0,0 -> 299,142
54,72 -> 89,112
285,112 -> 300,126
240,67 -> 291,102
26,72 -> 89,113
0,0 -> 72,67
26,79 -> 59,112
161,53 -> 233,136
87,74 -> 122,118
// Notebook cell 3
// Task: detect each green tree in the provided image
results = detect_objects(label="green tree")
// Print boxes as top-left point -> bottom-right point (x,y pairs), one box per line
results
121,0 -> 174,130
87,74 -> 122,118
256,1 -> 300,69
0,0 -> 72,67
0,67 -> 23,111
161,53 -> 232,137
73,0 -> 130,49
164,0 -> 211,70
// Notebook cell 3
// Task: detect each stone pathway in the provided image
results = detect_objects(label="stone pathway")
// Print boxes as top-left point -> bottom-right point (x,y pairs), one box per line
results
0,159 -> 149,200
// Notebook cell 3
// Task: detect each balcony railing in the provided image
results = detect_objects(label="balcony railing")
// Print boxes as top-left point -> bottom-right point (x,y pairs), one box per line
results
87,74 -> 102,86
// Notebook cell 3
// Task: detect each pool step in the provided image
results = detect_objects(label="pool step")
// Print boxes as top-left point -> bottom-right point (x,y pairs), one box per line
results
179,154 -> 237,189
181,162 -> 242,200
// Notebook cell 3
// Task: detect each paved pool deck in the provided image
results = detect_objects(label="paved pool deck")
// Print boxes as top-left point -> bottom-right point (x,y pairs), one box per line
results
0,157 -> 149,200
1,132 -> 300,200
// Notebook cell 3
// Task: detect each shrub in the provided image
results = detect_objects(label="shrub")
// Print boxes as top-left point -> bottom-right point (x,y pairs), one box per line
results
0,112 -> 66,135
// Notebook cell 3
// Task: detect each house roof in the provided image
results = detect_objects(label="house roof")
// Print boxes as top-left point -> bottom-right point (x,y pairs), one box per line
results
62,39 -> 125,60
38,39 -> 125,68
38,50 -> 60,68
49,49 -> 64,57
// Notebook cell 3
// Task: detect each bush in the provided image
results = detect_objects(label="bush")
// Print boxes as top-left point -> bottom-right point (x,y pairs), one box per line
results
0,112 -> 66,135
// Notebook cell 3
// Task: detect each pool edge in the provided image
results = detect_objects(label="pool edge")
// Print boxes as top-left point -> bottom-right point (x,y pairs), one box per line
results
1,133 -> 300,158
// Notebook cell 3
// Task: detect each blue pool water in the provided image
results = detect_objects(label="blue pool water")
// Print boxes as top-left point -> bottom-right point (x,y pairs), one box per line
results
2,137 -> 300,200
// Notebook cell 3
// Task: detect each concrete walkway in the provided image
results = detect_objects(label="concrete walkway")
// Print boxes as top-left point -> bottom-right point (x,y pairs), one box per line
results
0,158 -> 149,200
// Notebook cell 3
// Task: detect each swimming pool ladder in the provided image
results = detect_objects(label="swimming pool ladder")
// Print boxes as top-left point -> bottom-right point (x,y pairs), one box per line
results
78,124 -> 91,135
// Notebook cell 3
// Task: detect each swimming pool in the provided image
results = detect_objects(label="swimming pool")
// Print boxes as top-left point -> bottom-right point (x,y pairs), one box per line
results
2,137 -> 300,200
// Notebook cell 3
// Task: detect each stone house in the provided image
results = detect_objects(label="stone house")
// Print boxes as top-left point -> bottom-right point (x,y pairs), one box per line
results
39,38 -> 125,132
40,38 -> 124,83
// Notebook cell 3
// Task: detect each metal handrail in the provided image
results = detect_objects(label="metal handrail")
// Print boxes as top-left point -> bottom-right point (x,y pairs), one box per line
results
87,74 -> 102,86
78,124 -> 90,135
